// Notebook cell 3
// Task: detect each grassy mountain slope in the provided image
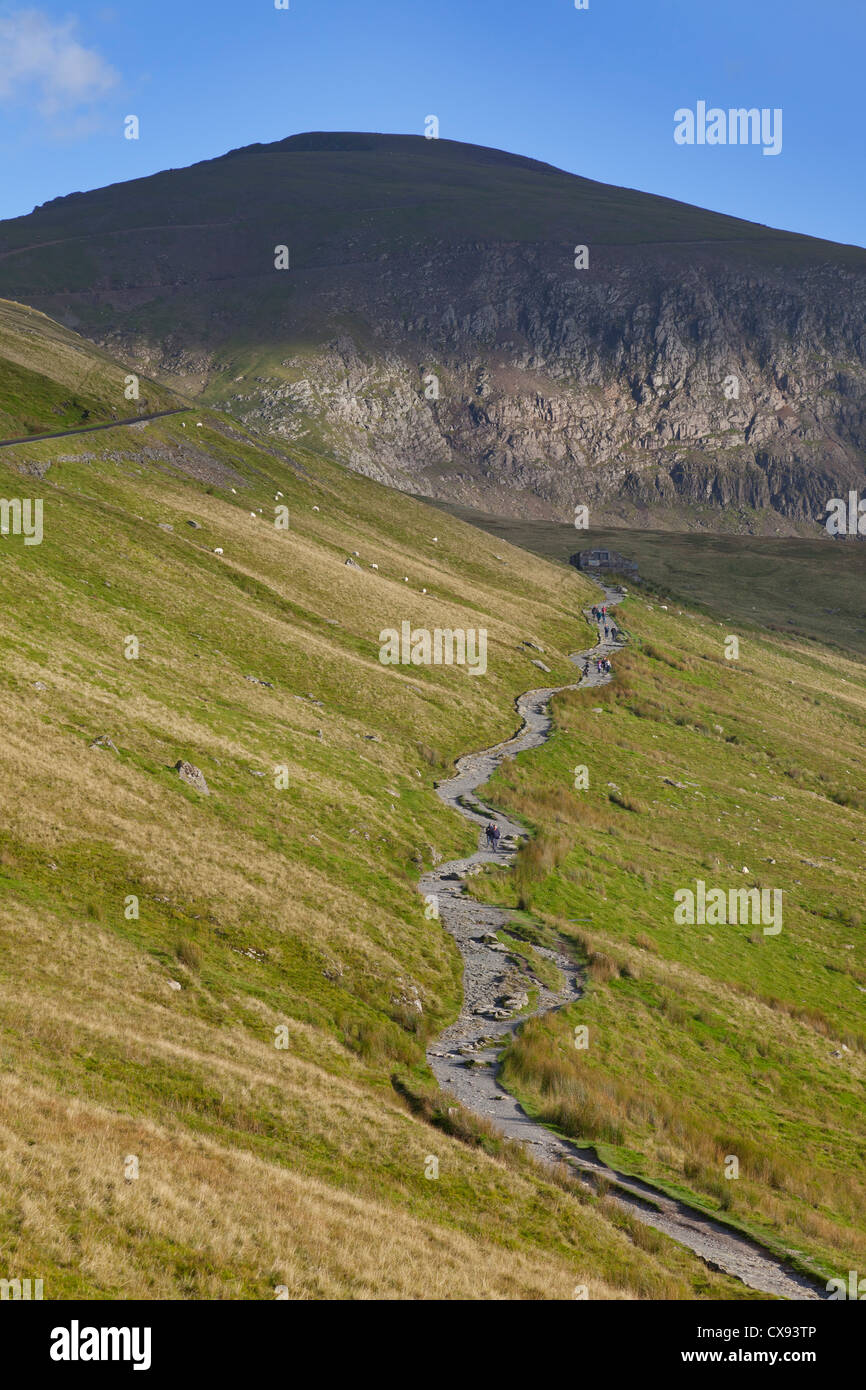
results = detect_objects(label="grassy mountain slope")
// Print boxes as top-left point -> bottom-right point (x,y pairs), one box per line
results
5,128 -> 835,373
431,505 -> 866,660
0,297 -> 177,438
0,335 -> 757,1297
3,131 -> 856,270
471,592 -> 866,1283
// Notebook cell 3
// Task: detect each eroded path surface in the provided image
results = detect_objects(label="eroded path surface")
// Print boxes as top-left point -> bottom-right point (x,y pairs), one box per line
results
0,407 -> 190,449
422,585 -> 822,1300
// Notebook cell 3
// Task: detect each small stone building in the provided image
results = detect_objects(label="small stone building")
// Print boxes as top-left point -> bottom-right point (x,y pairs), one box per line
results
571,548 -> 639,580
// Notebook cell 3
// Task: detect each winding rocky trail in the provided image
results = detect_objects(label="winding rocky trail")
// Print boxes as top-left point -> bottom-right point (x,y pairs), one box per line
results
421,584 -> 822,1300
0,407 -> 190,449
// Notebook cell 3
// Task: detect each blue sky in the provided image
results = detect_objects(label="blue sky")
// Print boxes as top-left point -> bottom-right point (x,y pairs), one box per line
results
0,0 -> 863,246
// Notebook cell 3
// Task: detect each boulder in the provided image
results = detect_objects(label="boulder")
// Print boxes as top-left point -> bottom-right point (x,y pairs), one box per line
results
175,760 -> 209,794
500,992 -> 529,1011
90,735 -> 118,752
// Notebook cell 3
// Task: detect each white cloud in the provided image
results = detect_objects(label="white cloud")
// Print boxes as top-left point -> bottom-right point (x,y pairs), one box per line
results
0,8 -> 118,116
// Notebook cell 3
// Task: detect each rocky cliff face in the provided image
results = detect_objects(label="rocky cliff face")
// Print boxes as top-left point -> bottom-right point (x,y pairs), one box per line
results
220,243 -> 866,532
2,132 -> 864,532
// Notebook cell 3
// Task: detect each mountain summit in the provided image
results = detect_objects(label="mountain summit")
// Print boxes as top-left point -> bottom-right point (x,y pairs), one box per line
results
2,131 -> 864,530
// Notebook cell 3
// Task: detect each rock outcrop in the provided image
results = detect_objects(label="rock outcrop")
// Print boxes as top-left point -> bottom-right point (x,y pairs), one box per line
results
174,760 -> 209,795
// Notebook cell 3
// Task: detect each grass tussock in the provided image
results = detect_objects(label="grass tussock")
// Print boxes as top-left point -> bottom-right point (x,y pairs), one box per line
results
175,937 -> 203,971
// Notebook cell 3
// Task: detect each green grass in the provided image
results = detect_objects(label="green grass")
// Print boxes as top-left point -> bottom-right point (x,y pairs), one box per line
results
469,592 -> 866,1282
496,929 -> 564,993
432,507 -> 866,659
0,334 -> 760,1298
0,297 -> 178,437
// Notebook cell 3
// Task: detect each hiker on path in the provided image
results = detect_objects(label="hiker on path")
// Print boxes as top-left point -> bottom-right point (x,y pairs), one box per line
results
485,822 -> 495,849
491,823 -> 501,851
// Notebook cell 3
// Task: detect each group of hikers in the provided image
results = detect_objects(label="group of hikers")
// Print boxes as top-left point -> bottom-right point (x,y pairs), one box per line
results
583,655 -> 612,677
578,598 -> 619,682
590,604 -> 619,644
484,821 -> 502,852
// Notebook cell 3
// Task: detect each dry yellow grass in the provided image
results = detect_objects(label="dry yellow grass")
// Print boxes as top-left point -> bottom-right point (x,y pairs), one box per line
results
1,1076 -> 634,1301
0,407 -> 752,1299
